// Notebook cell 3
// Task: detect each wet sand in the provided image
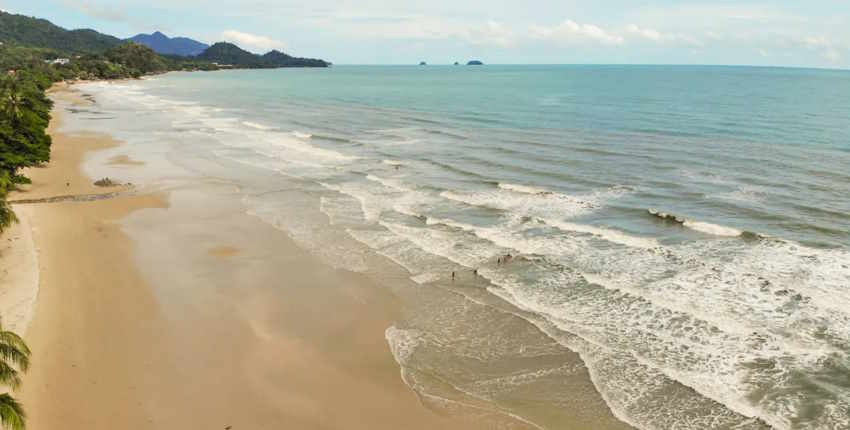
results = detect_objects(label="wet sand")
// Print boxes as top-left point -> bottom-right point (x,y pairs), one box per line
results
13,86 -> 491,429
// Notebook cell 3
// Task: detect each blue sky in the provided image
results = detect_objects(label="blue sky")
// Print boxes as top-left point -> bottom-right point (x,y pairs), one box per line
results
2,0 -> 849,68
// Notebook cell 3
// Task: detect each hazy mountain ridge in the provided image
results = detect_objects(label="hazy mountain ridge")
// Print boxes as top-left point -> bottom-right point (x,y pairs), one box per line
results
127,31 -> 209,56
198,42 -> 329,68
0,10 -> 328,68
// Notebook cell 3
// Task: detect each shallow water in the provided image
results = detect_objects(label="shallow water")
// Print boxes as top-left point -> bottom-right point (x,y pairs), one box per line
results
67,65 -> 849,430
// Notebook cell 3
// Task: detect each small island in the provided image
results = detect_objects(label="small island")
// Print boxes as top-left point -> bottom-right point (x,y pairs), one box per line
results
467,60 -> 484,66
419,61 -> 427,66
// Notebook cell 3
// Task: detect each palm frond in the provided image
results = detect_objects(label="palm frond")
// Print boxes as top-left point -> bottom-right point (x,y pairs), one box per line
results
0,345 -> 28,373
0,361 -> 21,390
0,393 -> 25,430
0,331 -> 29,372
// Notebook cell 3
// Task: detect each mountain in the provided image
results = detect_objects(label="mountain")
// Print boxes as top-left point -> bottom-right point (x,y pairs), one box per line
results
127,31 -> 208,57
0,10 -> 121,53
197,43 -> 329,68
196,42 -> 262,66
0,10 -> 329,70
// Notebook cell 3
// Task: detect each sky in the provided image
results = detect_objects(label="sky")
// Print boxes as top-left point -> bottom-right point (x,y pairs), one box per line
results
2,0 -> 849,68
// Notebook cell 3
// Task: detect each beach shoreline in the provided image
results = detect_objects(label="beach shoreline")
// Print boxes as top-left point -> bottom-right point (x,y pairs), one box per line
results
7,83 -> 508,429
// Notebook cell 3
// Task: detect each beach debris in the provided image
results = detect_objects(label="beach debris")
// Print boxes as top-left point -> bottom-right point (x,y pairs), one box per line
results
93,177 -> 119,187
9,191 -> 124,205
93,177 -> 131,187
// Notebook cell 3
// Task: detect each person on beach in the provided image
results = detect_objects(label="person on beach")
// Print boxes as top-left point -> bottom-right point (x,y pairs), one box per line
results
452,271 -> 456,281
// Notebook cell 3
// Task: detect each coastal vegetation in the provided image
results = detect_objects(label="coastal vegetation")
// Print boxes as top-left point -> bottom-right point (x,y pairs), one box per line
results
0,322 -> 30,430
1,10 -> 328,69
0,69 -> 53,232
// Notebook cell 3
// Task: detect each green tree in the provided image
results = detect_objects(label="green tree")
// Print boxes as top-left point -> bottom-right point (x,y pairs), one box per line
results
0,71 -> 53,233
0,321 -> 29,430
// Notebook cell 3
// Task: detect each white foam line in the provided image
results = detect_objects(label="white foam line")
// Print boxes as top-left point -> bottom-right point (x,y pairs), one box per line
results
543,218 -> 659,249
366,174 -> 411,192
682,220 -> 743,237
499,182 -> 551,195
242,121 -> 274,130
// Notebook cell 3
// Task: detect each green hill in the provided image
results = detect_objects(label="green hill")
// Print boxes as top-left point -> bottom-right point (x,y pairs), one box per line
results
196,42 -> 262,67
197,42 -> 328,68
0,10 -> 121,53
262,50 -> 328,67
1,11 -> 329,69
104,43 -> 168,75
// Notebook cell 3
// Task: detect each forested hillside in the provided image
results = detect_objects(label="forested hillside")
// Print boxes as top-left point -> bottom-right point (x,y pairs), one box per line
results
0,11 -> 121,53
198,42 -> 329,68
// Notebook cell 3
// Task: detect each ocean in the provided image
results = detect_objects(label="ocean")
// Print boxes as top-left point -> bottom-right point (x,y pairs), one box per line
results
67,65 -> 849,429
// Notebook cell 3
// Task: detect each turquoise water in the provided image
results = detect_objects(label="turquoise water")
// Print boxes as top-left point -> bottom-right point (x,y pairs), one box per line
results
74,65 -> 849,429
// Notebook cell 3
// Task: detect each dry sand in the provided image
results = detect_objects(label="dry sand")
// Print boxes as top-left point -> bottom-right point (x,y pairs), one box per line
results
0,205 -> 39,335
8,86 -> 493,429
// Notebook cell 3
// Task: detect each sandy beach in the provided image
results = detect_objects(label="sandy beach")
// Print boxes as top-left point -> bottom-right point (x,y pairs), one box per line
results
5,86 -> 501,429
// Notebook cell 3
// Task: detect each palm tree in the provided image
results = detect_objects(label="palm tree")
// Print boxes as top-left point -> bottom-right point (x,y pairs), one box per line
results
0,76 -> 22,122
0,321 -> 29,430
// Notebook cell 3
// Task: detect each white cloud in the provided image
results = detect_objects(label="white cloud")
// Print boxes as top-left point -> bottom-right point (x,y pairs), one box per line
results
800,36 -> 844,64
625,25 -> 703,47
220,30 -> 284,53
804,36 -> 832,48
530,20 -> 623,46
626,24 -> 663,42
